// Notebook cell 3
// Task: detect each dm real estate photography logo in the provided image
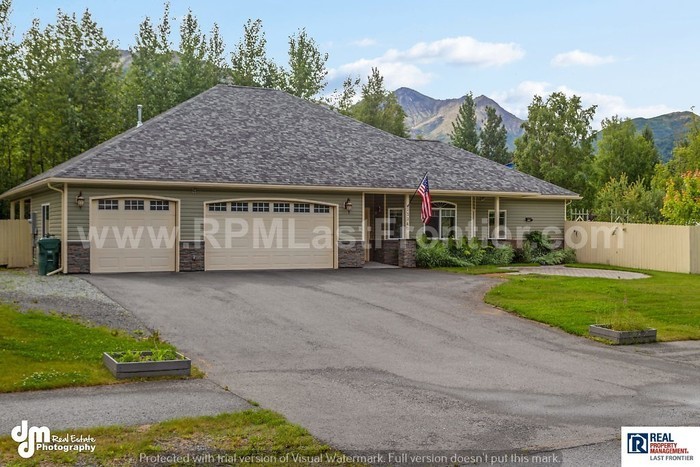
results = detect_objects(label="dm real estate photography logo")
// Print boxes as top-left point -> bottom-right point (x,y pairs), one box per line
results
622,427 -> 698,466
11,421 -> 96,459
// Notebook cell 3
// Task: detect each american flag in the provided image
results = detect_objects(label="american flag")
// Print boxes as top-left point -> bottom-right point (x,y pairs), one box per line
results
417,174 -> 432,224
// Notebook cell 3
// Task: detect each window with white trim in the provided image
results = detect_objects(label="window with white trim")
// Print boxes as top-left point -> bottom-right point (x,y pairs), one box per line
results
98,199 -> 119,210
488,210 -> 507,239
231,202 -> 248,212
314,204 -> 330,214
388,208 -> 404,239
150,200 -> 170,211
208,202 -> 227,212
124,199 -> 145,211
294,203 -> 310,213
273,202 -> 290,213
425,201 -> 456,239
252,202 -> 270,212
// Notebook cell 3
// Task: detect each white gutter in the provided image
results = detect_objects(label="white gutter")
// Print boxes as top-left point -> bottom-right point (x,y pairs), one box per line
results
45,183 -> 67,275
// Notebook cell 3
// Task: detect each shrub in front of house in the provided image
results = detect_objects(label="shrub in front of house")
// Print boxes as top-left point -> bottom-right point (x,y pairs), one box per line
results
514,231 -> 577,265
416,235 -> 514,268
482,244 -> 515,265
416,238 -> 473,268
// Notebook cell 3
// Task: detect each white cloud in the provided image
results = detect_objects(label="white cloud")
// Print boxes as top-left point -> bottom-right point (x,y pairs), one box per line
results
351,38 -> 376,47
387,36 -> 525,67
331,36 -> 524,91
551,49 -> 616,67
492,81 -> 676,128
328,59 -> 433,90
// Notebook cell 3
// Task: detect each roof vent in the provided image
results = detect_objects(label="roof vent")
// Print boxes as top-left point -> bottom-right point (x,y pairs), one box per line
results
136,104 -> 143,128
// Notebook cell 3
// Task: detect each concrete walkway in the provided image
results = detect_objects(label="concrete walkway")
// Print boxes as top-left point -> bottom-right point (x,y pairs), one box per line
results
0,379 -> 251,434
510,265 -> 649,279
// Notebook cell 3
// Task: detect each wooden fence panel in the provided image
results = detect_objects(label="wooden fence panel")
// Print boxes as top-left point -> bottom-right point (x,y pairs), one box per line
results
0,220 -> 33,268
565,221 -> 697,274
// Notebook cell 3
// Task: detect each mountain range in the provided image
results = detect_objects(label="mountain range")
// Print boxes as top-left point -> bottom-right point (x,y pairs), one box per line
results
395,87 -> 696,161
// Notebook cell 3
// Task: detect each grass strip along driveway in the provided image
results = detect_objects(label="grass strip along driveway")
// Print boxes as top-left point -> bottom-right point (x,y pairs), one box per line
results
0,302 -> 351,464
0,304 -> 192,392
0,410 -> 360,466
443,264 -> 700,342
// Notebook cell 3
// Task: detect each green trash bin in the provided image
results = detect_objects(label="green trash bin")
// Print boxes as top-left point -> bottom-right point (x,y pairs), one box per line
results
38,237 -> 61,276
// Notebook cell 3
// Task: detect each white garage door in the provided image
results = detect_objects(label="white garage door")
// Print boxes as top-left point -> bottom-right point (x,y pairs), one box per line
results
90,198 -> 177,273
204,201 -> 335,270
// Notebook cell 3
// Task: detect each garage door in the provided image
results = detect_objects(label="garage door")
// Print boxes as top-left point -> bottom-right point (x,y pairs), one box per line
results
90,198 -> 177,273
204,201 -> 335,270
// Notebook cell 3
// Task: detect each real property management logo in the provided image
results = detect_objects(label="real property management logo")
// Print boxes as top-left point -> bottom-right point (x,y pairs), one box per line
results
11,421 -> 96,459
622,427 -> 698,466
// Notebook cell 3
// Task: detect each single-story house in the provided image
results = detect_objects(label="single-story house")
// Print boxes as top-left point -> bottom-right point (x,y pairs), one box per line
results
0,84 -> 578,274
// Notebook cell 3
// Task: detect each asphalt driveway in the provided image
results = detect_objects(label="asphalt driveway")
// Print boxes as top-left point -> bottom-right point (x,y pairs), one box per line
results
86,269 -> 700,461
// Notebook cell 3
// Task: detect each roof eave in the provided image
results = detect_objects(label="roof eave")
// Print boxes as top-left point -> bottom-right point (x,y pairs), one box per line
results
1,177 -> 580,201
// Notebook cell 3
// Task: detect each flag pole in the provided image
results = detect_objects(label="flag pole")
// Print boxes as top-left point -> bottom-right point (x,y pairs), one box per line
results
408,171 -> 429,204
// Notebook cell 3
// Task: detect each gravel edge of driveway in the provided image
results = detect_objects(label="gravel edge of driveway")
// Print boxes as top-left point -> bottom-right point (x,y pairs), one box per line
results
0,269 -> 151,334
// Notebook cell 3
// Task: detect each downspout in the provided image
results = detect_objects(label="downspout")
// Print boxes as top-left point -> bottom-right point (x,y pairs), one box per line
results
46,183 -> 67,275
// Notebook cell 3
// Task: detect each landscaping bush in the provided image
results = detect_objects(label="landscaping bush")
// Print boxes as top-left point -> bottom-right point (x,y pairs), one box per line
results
461,236 -> 486,265
482,244 -> 514,265
417,235 -> 519,268
416,240 -> 473,268
515,231 -> 575,265
524,230 -> 553,257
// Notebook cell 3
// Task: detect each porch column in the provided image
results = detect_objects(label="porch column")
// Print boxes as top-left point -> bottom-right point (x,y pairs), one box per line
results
494,196 -> 500,239
10,201 -> 16,220
404,194 -> 410,239
18,199 -> 25,220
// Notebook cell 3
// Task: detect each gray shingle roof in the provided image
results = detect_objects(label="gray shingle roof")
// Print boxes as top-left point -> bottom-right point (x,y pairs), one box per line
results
9,85 -> 576,197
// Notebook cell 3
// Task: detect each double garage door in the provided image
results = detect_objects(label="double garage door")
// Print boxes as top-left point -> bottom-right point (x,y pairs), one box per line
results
204,200 -> 335,270
89,198 -> 335,273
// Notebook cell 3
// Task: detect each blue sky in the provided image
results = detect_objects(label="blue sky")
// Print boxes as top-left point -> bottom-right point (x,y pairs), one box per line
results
8,0 -> 699,127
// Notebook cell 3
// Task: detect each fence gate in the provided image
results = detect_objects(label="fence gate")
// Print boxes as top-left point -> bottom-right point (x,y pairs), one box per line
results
0,219 -> 33,268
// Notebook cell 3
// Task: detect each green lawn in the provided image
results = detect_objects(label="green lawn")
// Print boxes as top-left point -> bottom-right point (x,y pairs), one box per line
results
441,264 -> 700,342
0,304 -> 199,392
0,410 -> 361,466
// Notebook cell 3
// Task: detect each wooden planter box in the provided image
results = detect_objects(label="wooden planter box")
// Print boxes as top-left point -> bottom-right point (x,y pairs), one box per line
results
589,324 -> 657,344
103,351 -> 191,379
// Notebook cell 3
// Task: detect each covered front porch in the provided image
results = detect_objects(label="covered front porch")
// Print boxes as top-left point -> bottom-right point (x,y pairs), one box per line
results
360,192 -> 567,266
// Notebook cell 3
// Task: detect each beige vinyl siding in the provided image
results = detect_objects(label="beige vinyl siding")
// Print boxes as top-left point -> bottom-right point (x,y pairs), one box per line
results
31,189 -> 62,238
66,186 -> 362,242
475,198 -> 565,240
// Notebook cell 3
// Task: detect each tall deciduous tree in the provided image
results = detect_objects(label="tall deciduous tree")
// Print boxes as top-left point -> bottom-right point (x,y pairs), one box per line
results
285,28 -> 328,99
667,117 -> 700,176
230,19 -> 281,88
352,67 -> 408,137
450,92 -> 479,153
661,170 -> 700,225
121,3 -> 176,126
479,106 -> 510,164
514,92 -> 597,203
0,0 -> 21,197
594,174 -> 663,223
594,116 -> 659,187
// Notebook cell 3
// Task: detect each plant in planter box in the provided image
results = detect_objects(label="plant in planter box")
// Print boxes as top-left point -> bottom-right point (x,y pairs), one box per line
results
104,335 -> 191,378
589,296 -> 657,344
